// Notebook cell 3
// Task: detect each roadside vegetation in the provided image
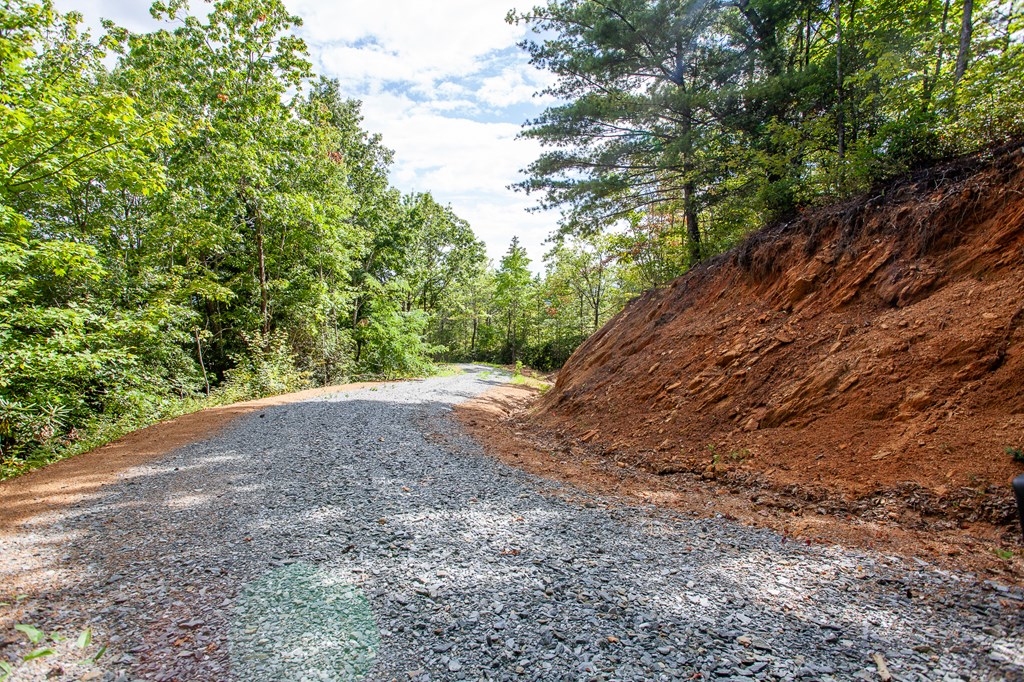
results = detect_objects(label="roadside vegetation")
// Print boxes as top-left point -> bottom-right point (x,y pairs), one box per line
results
446,0 -> 1024,370
0,0 -> 496,476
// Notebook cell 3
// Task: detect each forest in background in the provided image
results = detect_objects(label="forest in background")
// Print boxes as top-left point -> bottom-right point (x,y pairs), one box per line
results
1,0 -> 1021,476
452,0 -> 1024,372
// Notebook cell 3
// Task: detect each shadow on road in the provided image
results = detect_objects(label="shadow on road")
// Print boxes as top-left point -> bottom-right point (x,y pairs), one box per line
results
1,367 -> 1021,680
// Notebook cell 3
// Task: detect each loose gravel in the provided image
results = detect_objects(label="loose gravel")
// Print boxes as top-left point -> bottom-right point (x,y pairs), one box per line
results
1,366 -> 1022,682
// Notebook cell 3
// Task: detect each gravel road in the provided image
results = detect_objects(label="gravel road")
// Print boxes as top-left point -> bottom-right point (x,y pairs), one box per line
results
1,366 -> 1022,682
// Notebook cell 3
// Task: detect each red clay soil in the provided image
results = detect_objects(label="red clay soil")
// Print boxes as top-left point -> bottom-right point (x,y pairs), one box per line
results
514,145 -> 1024,572
0,382 -> 384,529
457,385 -> 1024,583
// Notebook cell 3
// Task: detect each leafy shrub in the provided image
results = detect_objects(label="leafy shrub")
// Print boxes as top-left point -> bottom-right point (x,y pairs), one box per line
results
358,310 -> 441,379
521,338 -> 581,372
217,331 -> 312,402
294,326 -> 356,387
0,398 -> 68,461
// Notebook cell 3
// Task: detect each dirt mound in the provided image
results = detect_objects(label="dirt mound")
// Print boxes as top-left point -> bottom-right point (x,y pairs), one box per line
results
531,143 -> 1024,536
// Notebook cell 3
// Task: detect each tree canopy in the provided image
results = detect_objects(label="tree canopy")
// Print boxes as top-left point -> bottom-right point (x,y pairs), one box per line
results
510,0 -> 1024,260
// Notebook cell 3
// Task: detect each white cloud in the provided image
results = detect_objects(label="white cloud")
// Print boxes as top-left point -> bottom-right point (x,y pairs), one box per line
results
318,44 -> 411,89
356,92 -> 557,265
458,199 -> 556,268
290,0 -> 563,267
290,0 -> 524,91
360,95 -> 522,191
425,98 -> 480,114
478,66 -> 556,108
60,0 -> 156,30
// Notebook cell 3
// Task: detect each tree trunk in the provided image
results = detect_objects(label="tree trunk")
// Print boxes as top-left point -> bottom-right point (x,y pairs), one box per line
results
683,183 -> 701,265
924,0 -> 953,110
352,296 -> 362,329
1005,0 -> 1017,53
578,294 -> 585,338
511,317 -> 518,361
254,210 -> 270,337
805,6 -> 812,69
676,82 -> 702,267
954,0 -> 974,83
507,310 -> 514,359
204,299 -> 224,374
835,0 -> 845,163
194,328 -> 210,397
848,0 -> 859,147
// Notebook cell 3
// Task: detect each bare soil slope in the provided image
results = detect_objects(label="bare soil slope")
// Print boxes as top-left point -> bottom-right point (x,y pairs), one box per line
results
531,144 -> 1024,535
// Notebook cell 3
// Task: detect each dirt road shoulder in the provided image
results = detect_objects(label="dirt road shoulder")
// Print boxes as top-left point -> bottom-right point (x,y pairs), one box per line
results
456,384 -> 1024,585
0,381 -> 385,529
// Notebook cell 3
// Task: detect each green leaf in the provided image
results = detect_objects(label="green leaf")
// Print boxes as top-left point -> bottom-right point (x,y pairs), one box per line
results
76,628 -> 92,649
23,647 -> 54,661
14,624 -> 44,644
92,643 -> 108,662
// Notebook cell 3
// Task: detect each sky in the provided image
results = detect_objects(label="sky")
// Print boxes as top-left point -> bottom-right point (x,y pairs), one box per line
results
58,0 -> 560,268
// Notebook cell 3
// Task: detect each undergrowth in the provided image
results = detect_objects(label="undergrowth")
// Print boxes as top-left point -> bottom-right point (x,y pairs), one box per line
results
509,374 -> 552,393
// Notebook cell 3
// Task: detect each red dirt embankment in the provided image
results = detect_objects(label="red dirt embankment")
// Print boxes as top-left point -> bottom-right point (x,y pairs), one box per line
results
531,145 -> 1024,539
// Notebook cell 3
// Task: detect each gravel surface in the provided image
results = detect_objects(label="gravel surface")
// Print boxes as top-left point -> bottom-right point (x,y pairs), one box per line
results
1,365 -> 1022,682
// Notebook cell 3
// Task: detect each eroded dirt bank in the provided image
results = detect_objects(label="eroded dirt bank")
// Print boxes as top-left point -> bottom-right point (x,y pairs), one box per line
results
476,145 -> 1024,579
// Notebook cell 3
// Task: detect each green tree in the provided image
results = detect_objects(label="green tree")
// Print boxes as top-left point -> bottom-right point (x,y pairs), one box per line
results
494,237 -> 535,361
512,0 -> 1024,272
509,0 -> 734,264
0,0 -> 493,474
0,1 -> 183,460
112,0 -> 362,381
